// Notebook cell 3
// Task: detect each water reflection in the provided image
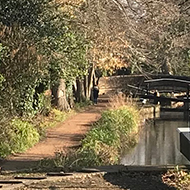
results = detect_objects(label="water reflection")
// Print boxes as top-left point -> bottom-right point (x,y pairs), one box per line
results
121,119 -> 190,165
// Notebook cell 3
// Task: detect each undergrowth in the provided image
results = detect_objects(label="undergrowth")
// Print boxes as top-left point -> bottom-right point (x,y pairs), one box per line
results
74,99 -> 93,111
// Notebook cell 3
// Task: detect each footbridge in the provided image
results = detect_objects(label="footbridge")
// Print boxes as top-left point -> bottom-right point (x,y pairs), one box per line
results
141,78 -> 190,105
99,75 -> 190,163
140,77 -> 190,162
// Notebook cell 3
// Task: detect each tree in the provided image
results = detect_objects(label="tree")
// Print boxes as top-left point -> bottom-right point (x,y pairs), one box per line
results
75,0 -> 190,76
0,0 -> 89,115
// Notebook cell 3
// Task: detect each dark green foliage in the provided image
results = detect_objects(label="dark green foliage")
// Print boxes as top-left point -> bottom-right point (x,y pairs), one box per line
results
0,0 -> 50,27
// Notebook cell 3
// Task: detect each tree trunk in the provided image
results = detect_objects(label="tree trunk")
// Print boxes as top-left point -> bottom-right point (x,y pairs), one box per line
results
76,78 -> 85,102
84,75 -> 88,98
57,79 -> 70,111
87,67 -> 94,99
51,79 -> 70,111
51,84 -> 58,107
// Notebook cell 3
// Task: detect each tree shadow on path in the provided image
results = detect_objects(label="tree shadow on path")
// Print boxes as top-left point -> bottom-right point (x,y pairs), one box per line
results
103,171 -> 176,190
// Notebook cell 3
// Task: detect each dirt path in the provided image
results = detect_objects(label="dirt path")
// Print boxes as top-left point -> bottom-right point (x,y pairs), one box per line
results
1,95 -> 110,171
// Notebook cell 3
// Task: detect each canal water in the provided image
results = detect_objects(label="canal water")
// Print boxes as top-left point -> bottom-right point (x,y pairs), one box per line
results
121,119 -> 190,165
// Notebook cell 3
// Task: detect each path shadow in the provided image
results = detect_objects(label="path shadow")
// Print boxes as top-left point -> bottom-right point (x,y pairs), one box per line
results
77,165 -> 178,190
0,160 -> 41,171
103,171 -> 176,190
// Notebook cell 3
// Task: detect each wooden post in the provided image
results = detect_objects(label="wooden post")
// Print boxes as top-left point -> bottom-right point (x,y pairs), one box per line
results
187,84 -> 190,125
184,85 -> 190,121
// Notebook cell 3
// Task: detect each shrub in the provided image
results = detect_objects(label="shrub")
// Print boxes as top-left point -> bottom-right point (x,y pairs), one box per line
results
0,118 -> 40,158
35,93 -> 51,116
11,119 -> 40,152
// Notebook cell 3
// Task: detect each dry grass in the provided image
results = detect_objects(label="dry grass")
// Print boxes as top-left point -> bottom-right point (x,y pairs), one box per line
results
108,93 -> 135,108
108,93 -> 144,127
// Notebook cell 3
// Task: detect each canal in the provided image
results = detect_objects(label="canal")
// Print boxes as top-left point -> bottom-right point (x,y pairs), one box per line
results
121,119 -> 190,165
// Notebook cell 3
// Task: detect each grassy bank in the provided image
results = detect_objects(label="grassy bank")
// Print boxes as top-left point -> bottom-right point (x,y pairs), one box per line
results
0,109 -> 74,158
0,118 -> 40,158
80,106 -> 139,165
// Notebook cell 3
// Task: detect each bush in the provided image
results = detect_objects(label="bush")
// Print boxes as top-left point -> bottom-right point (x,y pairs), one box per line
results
0,118 -> 40,158
34,93 -> 51,116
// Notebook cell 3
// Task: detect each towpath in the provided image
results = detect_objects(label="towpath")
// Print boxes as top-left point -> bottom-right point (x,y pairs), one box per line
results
1,95 -> 110,171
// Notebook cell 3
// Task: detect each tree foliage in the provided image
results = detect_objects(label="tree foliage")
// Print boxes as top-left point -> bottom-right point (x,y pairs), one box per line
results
0,0 -> 189,116
0,0 -> 89,115
76,0 -> 190,75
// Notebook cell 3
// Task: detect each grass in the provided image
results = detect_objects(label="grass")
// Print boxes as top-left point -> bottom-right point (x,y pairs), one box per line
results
0,118 -> 40,158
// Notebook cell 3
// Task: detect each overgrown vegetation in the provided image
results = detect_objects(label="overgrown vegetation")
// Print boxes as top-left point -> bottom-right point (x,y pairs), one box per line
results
80,106 -> 139,164
0,0 -> 89,158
